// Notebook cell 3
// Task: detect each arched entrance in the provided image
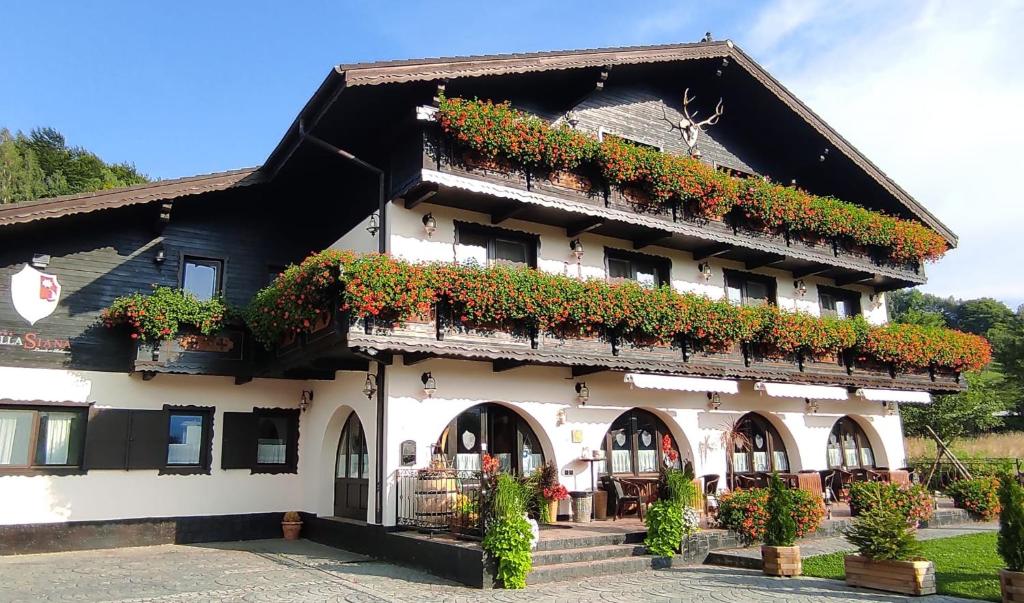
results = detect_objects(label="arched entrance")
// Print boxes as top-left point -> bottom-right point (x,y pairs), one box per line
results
600,408 -> 682,477
827,416 -> 876,470
730,413 -> 790,475
334,412 -> 369,519
436,403 -> 545,474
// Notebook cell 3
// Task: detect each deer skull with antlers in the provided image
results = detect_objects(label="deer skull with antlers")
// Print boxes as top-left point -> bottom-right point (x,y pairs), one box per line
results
666,88 -> 724,156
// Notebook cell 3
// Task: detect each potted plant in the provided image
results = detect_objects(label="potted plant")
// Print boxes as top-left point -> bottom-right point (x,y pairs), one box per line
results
842,505 -> 934,596
535,461 -> 564,524
282,511 -> 303,540
762,474 -> 801,577
542,484 -> 569,524
997,476 -> 1024,602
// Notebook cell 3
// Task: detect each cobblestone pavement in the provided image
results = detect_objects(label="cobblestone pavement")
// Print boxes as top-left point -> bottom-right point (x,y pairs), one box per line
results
0,539 -> 978,603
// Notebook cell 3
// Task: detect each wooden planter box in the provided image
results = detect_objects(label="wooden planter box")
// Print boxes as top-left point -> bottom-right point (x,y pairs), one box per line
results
844,555 -> 935,596
762,545 -> 801,577
1002,569 -> 1024,603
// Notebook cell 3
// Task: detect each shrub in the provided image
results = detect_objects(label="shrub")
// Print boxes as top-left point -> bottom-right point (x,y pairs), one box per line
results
946,477 -> 1002,520
482,474 -> 533,589
645,499 -> 685,557
849,482 -> 934,523
764,474 -> 797,547
717,486 -> 823,544
103,286 -> 228,342
844,506 -> 923,561
997,476 -> 1024,572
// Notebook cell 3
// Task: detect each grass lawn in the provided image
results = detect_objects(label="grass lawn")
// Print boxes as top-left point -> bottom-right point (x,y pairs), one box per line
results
802,532 -> 1003,602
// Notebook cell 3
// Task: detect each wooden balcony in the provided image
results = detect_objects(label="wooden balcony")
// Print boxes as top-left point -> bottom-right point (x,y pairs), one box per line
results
390,127 -> 926,292
132,327 -> 255,381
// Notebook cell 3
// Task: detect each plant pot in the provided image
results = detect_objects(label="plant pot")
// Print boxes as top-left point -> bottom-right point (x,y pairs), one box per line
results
546,500 -> 559,524
1001,569 -> 1024,602
761,545 -> 801,577
844,555 -> 935,596
282,521 -> 302,540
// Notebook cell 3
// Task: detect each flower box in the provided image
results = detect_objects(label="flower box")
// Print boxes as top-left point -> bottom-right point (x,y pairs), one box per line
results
1001,569 -> 1024,603
442,324 -> 532,348
844,555 -> 936,596
762,545 -> 801,577
531,167 -> 603,202
539,330 -> 610,356
616,338 -> 684,362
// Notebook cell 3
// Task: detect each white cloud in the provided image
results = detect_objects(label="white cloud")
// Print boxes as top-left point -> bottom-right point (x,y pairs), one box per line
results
742,0 -> 1024,308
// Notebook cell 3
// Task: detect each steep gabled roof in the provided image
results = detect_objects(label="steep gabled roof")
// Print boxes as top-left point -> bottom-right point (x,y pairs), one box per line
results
0,167 -> 262,228
267,40 -> 955,246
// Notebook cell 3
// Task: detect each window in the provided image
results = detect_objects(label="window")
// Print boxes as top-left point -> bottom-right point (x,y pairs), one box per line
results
0,406 -> 86,473
600,409 -> 681,477
165,408 -> 213,472
731,413 -> 789,474
181,256 -> 223,301
827,417 -> 875,470
606,249 -> 670,288
724,270 -> 777,307
598,130 -> 662,151
221,408 -> 300,474
336,413 -> 369,480
819,286 -> 862,319
455,223 -> 537,268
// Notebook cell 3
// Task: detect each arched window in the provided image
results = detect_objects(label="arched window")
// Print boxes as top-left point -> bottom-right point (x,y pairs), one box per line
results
436,403 -> 544,474
731,413 -> 789,474
335,412 -> 369,519
827,417 -> 875,469
601,409 -> 681,477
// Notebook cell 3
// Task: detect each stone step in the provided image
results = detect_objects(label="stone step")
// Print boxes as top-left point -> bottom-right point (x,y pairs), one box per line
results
532,543 -> 645,566
527,555 -> 665,585
534,531 -> 644,551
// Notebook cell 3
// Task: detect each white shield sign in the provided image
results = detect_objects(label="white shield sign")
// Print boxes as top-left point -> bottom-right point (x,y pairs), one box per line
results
11,265 -> 61,325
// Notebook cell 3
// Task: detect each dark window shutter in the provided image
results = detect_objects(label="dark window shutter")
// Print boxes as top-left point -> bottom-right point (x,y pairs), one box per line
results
127,410 -> 169,470
83,409 -> 131,470
221,412 -> 256,469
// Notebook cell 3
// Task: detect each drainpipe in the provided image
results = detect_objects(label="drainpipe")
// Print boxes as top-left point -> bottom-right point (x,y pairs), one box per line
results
298,119 -> 388,523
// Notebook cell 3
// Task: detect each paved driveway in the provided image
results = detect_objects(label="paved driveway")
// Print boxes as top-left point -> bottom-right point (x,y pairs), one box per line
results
0,539 -> 976,603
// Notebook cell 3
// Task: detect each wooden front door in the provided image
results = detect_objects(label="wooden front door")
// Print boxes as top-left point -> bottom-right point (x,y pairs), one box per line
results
334,412 -> 369,519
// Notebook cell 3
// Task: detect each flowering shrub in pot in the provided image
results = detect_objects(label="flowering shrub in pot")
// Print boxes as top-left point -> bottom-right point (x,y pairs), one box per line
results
946,477 -> 1002,520
842,505 -> 934,596
762,474 -> 801,577
848,482 -> 934,524
716,486 -> 823,544
103,286 -> 228,343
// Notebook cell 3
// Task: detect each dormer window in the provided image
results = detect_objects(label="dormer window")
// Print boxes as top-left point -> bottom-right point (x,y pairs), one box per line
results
605,249 -> 670,288
455,222 -> 537,269
819,286 -> 862,319
598,129 -> 662,152
724,270 -> 776,307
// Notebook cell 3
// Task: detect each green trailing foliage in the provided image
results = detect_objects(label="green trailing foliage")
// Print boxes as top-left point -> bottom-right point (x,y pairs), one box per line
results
763,474 -> 797,547
102,287 -> 228,342
645,468 -> 701,557
997,475 -> 1024,572
843,505 -> 923,561
482,473 -> 533,589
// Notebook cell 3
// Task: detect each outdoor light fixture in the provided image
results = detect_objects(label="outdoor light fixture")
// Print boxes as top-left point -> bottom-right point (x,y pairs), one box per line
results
362,373 -> 377,399
707,392 -> 722,410
421,372 -> 437,398
299,390 -> 314,413
422,213 -> 437,238
575,381 -> 590,405
716,57 -> 729,77
555,408 -> 567,426
366,211 -> 380,237
31,253 -> 50,269
698,262 -> 713,281
794,279 -> 808,297
154,246 -> 166,264
805,398 -> 819,414
819,148 -> 830,163
882,401 -> 898,416
570,239 -> 584,262
566,110 -> 580,128
868,292 -> 884,309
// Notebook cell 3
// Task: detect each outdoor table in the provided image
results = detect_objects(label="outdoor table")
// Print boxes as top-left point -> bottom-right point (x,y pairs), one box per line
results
881,469 -> 911,486
580,456 -> 605,518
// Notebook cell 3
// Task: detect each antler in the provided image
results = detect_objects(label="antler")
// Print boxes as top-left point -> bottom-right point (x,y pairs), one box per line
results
682,88 -> 724,127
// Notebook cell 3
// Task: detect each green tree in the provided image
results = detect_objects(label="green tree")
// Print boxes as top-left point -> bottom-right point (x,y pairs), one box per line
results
900,371 -> 1009,440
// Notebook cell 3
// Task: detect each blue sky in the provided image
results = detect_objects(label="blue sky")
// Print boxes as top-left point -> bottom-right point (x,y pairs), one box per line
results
3,1 -> 1022,307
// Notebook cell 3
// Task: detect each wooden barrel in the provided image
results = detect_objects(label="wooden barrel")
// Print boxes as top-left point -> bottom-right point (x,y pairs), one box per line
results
414,473 -> 458,529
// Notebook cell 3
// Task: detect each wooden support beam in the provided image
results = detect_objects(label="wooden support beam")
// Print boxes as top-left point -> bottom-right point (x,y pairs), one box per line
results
571,365 -> 606,377
692,243 -> 732,261
566,217 -> 604,238
492,359 -> 529,372
490,202 -> 524,225
403,352 -> 432,366
745,253 -> 786,270
403,183 -> 438,209
633,230 -> 672,250
234,375 -> 253,386
834,271 -> 876,287
793,265 -> 830,279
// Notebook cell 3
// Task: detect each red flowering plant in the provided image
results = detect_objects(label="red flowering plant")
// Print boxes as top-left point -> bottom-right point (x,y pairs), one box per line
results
481,453 -> 501,475
436,96 -> 950,264
716,486 -> 823,544
103,286 -> 228,343
848,482 -> 934,524
542,484 -> 570,502
661,434 -> 680,466
861,323 -> 992,373
946,477 -> 1001,520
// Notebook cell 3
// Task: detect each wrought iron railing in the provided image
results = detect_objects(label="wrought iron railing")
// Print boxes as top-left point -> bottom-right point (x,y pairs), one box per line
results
396,468 -> 484,537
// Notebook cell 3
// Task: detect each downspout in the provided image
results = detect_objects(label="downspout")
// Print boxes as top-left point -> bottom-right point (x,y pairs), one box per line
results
297,119 -> 388,524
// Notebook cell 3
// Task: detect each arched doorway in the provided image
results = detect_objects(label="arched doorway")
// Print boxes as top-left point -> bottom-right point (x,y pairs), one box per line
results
600,409 -> 682,477
730,413 -> 789,475
827,416 -> 876,470
436,403 -> 544,474
334,412 -> 369,519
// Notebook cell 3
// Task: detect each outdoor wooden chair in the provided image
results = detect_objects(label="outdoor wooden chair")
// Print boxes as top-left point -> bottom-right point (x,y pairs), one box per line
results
607,477 -> 644,521
735,473 -> 760,489
835,469 -> 853,501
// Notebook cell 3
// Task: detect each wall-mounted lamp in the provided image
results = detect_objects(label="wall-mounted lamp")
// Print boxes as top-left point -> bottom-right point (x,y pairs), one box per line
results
698,262 -> 713,282
556,408 -> 567,426
805,398 -> 819,414
31,253 -> 50,269
566,110 -> 580,129
882,401 -> 898,416
716,57 -> 730,77
819,148 -> 830,163
707,392 -> 722,410
868,292 -> 884,309
299,390 -> 314,413
421,372 -> 437,398
366,211 -> 381,237
422,213 -> 437,238
575,381 -> 590,405
154,246 -> 166,265
362,373 -> 378,399
570,239 -> 584,262
794,279 -> 808,297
